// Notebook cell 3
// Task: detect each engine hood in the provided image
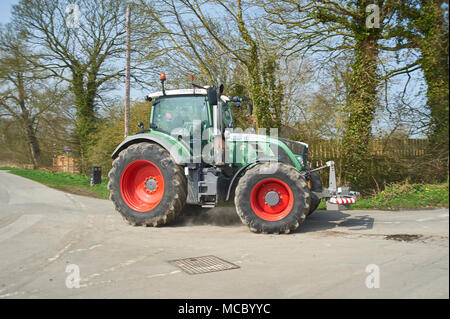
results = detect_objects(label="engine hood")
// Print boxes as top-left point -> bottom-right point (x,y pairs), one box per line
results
226,132 -> 308,155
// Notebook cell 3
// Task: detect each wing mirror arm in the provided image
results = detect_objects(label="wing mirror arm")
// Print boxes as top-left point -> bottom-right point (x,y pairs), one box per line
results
231,96 -> 253,115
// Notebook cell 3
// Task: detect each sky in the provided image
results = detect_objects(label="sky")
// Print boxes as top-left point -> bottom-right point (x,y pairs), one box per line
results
0,0 -> 18,25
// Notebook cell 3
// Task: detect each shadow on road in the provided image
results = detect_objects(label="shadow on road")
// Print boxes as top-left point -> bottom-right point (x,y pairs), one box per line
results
170,205 -> 375,233
295,211 -> 375,233
171,205 -> 242,227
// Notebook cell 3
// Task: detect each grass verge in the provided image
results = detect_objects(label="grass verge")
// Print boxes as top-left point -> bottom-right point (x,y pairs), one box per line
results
0,166 -> 109,199
1,167 -> 448,210
317,182 -> 449,210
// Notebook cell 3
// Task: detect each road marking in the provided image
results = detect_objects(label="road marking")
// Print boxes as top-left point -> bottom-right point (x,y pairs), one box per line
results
65,193 -> 87,210
147,270 -> 181,279
0,291 -> 24,298
0,214 -> 42,242
79,270 -> 184,288
0,183 -> 10,205
48,243 -> 73,262
416,214 -> 449,222
68,244 -> 103,254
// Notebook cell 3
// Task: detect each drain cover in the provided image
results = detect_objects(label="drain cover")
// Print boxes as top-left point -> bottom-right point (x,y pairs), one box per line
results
170,255 -> 240,275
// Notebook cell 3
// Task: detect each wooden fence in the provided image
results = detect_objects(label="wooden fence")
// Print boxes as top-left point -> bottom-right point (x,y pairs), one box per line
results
307,138 -> 428,167
52,154 -> 79,173
302,138 -> 430,191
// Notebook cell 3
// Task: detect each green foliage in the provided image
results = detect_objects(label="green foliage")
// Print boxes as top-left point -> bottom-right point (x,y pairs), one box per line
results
317,182 -> 449,210
397,0 -> 449,175
352,182 -> 449,209
341,13 -> 380,190
261,57 -> 284,128
88,101 -> 152,172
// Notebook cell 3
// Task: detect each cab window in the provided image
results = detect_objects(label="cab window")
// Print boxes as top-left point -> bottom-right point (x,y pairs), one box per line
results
152,96 -> 209,134
222,101 -> 233,128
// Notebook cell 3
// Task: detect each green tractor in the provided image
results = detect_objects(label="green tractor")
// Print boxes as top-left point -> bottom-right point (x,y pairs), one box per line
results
108,74 -> 358,234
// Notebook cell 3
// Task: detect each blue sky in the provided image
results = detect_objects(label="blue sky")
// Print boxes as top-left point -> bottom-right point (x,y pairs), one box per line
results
0,0 -> 18,25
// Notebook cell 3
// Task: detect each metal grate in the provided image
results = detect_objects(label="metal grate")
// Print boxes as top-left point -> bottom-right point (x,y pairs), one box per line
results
170,255 -> 240,275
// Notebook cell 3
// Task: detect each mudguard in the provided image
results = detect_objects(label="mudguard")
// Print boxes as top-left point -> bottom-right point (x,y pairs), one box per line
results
111,132 -> 191,165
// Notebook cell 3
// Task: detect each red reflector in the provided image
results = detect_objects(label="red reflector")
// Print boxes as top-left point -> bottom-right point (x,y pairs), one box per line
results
160,73 -> 166,81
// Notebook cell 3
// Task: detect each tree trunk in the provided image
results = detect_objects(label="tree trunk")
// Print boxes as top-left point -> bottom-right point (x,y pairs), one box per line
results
23,120 -> 40,169
72,72 -> 97,173
342,32 -> 380,189
418,0 -> 449,176
16,73 -> 41,169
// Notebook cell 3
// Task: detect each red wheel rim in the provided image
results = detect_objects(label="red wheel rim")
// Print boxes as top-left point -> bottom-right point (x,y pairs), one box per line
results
250,178 -> 294,221
120,160 -> 165,212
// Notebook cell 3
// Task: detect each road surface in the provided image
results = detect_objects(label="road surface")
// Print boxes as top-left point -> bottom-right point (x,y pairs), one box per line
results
0,170 -> 448,298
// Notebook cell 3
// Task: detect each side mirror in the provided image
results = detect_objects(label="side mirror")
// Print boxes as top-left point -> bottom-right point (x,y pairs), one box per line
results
207,86 -> 218,106
137,121 -> 144,129
231,96 -> 252,114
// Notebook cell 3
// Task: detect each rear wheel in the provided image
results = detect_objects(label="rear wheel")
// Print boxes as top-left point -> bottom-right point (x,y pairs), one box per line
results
306,171 -> 323,216
235,162 -> 311,234
108,142 -> 186,226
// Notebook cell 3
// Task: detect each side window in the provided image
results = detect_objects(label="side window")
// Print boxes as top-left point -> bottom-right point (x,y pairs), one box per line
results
200,98 -> 209,123
222,102 -> 233,128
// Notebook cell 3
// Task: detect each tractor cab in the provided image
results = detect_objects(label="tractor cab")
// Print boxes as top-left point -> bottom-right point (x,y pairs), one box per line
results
145,80 -> 239,169
147,90 -> 212,136
146,87 -> 234,136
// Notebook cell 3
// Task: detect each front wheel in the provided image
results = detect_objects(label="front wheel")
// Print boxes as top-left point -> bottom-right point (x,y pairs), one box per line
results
108,142 -> 186,226
235,163 -> 311,234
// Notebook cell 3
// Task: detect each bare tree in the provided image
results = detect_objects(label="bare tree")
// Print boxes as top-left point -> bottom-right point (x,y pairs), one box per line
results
137,0 -> 287,128
0,25 -> 66,168
11,0 -> 151,171
261,0 -> 422,188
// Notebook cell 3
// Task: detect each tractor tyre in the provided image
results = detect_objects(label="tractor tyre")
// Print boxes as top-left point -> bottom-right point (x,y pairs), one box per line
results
235,162 -> 311,234
108,142 -> 187,227
306,171 -> 323,216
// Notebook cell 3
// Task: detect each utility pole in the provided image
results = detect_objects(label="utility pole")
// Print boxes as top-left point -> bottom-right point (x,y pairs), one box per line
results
124,6 -> 131,137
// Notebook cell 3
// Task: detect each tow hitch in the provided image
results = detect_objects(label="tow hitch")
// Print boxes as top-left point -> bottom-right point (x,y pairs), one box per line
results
310,161 -> 360,210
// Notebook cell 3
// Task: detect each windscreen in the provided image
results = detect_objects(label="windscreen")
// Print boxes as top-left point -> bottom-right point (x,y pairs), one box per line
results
151,96 -> 209,134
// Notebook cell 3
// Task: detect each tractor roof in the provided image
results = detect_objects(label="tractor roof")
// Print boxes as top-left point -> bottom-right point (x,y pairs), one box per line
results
148,88 -> 207,99
147,88 -> 230,102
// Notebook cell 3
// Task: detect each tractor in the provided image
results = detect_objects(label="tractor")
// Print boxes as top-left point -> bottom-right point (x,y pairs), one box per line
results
108,74 -> 358,234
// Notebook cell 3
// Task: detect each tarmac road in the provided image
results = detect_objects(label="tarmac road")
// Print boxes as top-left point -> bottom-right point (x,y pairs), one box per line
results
0,170 -> 448,298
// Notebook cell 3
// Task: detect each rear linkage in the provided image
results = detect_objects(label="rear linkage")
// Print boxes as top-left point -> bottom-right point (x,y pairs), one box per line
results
307,161 -> 360,210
